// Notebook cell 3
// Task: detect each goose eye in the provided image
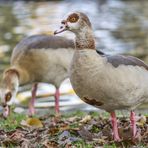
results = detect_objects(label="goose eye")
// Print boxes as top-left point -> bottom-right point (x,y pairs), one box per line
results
67,13 -> 79,23
5,92 -> 12,102
70,17 -> 77,23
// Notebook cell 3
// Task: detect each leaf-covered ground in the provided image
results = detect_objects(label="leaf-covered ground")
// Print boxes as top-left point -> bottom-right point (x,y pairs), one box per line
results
0,110 -> 147,148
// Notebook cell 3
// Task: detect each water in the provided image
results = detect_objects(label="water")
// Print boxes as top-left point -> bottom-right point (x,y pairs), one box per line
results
0,0 -> 148,113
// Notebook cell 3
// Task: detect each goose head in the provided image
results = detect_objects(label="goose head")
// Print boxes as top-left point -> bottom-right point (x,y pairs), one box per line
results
54,12 -> 92,35
0,69 -> 19,118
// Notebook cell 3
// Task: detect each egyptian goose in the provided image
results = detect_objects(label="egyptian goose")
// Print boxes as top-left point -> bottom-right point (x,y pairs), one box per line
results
0,35 -> 74,117
54,12 -> 148,141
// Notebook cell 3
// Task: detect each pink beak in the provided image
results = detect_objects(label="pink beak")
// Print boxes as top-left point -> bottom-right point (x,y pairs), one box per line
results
54,27 -> 67,35
54,20 -> 69,35
3,105 -> 10,118
54,25 -> 68,35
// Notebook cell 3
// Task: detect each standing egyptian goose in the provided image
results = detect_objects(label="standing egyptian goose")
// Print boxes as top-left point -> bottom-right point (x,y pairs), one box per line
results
54,12 -> 148,141
0,35 -> 74,117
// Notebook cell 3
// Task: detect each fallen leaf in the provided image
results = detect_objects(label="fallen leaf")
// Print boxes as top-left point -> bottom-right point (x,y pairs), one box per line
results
119,126 -> 132,140
68,116 -> 78,122
21,117 -> 43,128
48,127 -> 59,135
58,131 -> 79,146
136,115 -> 147,126
0,111 -> 148,147
21,139 -> 31,148
78,127 -> 95,141
80,115 -> 91,123
42,139 -> 58,148
9,130 -> 24,140
96,138 -> 106,145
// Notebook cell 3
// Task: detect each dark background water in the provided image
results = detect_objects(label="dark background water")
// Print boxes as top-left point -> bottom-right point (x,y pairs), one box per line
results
0,0 -> 148,112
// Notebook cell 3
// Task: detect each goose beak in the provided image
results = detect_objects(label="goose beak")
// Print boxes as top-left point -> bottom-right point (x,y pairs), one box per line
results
2,104 -> 10,118
54,20 -> 69,35
54,26 -> 67,35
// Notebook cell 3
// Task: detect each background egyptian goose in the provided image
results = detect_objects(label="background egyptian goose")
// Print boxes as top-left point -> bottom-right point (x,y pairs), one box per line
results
54,12 -> 148,141
0,35 -> 74,117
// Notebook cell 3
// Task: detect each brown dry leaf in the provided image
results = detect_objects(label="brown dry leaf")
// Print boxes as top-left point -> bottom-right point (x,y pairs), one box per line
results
21,139 -> 31,148
2,137 -> 20,146
80,115 -> 91,123
9,130 -> 24,140
48,127 -> 59,135
42,139 -> 58,148
102,125 -> 112,139
119,126 -> 132,140
58,131 -> 80,146
78,127 -> 95,141
59,123 -> 70,131
21,117 -> 43,128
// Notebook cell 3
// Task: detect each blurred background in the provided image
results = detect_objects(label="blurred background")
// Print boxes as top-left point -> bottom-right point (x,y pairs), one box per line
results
0,0 -> 148,115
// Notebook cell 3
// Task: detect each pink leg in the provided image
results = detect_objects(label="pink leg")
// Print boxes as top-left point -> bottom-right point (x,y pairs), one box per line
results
54,88 -> 60,114
110,112 -> 121,141
29,83 -> 38,116
130,111 -> 137,138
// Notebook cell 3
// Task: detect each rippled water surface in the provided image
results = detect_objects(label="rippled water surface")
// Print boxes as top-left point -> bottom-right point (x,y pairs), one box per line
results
0,0 -> 148,112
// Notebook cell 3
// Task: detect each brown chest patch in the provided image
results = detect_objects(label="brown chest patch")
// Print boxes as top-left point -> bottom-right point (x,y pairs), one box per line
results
82,96 -> 104,107
75,39 -> 95,50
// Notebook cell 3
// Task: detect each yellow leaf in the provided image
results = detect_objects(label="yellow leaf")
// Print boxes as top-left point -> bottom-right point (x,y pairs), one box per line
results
136,115 -> 146,126
21,117 -> 43,128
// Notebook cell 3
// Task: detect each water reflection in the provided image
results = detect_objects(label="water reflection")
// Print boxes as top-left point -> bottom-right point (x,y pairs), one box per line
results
0,0 -> 148,112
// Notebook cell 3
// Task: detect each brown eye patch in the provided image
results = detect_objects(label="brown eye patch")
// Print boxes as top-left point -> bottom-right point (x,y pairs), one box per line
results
67,13 -> 79,23
5,92 -> 12,102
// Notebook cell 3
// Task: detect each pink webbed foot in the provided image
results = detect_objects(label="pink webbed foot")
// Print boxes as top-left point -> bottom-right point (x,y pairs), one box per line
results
130,111 -> 137,139
28,83 -> 38,116
29,106 -> 35,116
110,112 -> 121,142
54,88 -> 60,115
